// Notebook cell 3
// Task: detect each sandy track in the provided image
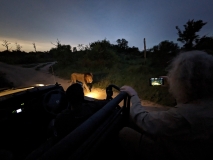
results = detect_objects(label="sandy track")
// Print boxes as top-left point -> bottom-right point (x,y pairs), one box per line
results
0,62 -> 70,89
0,62 -> 170,111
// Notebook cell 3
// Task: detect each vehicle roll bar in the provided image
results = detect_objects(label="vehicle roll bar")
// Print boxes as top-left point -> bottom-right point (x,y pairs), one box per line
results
38,91 -> 130,160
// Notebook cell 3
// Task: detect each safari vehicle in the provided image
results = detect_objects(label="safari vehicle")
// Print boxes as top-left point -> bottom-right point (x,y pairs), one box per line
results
0,83 -> 131,160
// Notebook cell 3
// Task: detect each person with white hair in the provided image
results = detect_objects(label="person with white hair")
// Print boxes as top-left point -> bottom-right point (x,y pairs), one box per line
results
119,50 -> 213,160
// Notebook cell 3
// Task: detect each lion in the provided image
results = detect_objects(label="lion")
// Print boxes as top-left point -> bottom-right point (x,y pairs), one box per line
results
70,73 -> 93,92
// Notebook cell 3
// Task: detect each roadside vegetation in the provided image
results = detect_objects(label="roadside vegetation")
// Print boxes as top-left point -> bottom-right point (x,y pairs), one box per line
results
0,19 -> 213,106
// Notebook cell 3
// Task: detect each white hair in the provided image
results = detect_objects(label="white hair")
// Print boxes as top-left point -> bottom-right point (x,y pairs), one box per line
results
167,50 -> 213,103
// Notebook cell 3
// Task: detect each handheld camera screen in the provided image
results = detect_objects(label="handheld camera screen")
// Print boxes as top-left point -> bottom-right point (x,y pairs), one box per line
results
150,78 -> 164,86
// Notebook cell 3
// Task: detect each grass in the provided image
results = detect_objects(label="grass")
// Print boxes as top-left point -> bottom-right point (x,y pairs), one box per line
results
52,55 -> 176,107
0,50 -> 177,106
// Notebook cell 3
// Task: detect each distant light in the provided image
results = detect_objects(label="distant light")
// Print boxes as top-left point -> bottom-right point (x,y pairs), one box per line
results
35,84 -> 45,86
85,91 -> 100,99
16,108 -> 22,113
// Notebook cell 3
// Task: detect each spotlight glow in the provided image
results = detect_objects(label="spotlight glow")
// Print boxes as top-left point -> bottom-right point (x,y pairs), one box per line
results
35,84 -> 45,86
85,91 -> 101,99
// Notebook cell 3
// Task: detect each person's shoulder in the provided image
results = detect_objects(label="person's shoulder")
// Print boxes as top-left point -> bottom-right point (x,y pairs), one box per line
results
174,99 -> 213,113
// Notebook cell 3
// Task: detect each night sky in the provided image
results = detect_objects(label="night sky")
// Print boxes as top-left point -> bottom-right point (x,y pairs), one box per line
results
0,0 -> 212,52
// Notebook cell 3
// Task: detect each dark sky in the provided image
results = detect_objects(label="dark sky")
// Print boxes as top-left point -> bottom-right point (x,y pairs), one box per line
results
0,0 -> 212,52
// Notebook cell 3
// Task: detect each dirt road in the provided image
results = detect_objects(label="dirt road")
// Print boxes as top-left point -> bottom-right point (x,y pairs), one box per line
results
0,62 -> 69,89
0,62 -> 170,110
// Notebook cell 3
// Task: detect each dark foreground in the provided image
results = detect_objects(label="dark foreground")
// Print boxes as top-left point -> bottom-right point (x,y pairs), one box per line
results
0,83 -> 131,160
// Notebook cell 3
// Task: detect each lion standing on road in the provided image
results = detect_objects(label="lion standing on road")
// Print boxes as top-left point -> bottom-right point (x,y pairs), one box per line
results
70,73 -> 93,92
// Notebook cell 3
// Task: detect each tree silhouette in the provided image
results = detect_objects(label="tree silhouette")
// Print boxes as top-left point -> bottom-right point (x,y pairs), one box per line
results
32,43 -> 37,52
77,44 -> 84,51
116,38 -> 128,50
195,36 -> 213,50
149,40 -> 179,53
2,40 -> 11,51
73,47 -> 77,52
158,40 -> 179,53
51,39 -> 61,49
89,39 -> 111,53
15,42 -> 22,51
176,19 -> 207,50
50,39 -> 72,54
